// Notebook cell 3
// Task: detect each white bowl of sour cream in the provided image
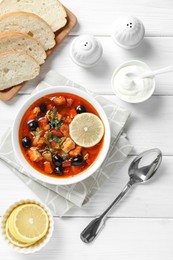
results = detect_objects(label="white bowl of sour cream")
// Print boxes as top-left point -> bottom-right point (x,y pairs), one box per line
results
111,60 -> 155,103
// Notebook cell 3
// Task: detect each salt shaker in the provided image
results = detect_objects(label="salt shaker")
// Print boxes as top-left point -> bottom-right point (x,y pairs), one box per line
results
70,34 -> 103,68
112,16 -> 145,49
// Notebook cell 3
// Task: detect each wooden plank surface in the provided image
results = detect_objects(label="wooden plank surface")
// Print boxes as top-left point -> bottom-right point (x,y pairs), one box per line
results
1,217 -> 173,260
61,0 -> 173,36
17,37 -> 173,95
0,155 -> 172,218
1,0 -> 173,258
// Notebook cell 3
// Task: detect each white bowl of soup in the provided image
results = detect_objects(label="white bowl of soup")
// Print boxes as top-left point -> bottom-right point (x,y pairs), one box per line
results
12,86 -> 111,185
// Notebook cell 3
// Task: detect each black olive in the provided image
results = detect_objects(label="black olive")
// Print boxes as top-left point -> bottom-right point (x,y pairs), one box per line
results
28,120 -> 39,131
52,154 -> 63,166
22,136 -> 31,148
39,103 -> 47,113
54,166 -> 63,176
71,156 -> 84,166
76,105 -> 86,114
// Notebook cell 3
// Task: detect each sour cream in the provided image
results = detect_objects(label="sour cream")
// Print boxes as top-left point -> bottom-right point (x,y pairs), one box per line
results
111,61 -> 155,103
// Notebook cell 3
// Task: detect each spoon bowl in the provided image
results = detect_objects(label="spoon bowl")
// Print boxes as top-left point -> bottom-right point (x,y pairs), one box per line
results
129,148 -> 162,184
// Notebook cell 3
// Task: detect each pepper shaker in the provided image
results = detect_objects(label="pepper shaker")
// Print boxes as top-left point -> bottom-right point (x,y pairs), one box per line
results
112,16 -> 145,49
70,34 -> 103,68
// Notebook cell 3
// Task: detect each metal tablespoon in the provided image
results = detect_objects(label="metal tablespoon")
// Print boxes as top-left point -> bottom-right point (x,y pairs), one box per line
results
80,148 -> 162,243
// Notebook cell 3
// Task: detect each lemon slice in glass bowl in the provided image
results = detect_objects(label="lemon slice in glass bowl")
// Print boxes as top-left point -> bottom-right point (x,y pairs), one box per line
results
8,204 -> 49,244
69,112 -> 104,147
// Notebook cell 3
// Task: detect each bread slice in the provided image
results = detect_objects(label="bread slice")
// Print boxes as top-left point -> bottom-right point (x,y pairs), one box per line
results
0,0 -> 67,32
0,32 -> 46,64
0,12 -> 55,50
0,51 -> 40,90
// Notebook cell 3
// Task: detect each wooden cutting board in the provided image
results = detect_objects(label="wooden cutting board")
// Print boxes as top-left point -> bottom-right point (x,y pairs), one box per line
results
0,7 -> 77,101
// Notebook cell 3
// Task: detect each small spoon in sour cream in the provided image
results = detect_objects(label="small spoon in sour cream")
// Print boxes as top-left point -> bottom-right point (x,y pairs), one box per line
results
125,65 -> 173,86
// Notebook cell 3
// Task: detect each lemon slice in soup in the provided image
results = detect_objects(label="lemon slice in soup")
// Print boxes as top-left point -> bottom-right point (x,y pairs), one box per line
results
69,113 -> 104,147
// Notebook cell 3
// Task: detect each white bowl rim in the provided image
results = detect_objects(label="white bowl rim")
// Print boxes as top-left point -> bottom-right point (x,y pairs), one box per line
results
1,199 -> 54,254
12,86 -> 111,186
111,60 -> 156,103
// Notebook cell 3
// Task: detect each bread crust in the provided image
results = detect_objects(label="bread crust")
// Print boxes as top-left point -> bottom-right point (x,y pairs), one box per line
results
0,50 -> 40,90
0,32 -> 47,64
0,11 -> 56,50
0,0 -> 67,32
0,11 -> 54,33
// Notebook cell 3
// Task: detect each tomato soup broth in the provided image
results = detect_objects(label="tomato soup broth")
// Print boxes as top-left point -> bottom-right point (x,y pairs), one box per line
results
19,93 -> 104,178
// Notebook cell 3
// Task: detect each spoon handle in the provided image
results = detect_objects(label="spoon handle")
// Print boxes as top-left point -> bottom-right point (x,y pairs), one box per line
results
80,180 -> 134,243
141,66 -> 173,78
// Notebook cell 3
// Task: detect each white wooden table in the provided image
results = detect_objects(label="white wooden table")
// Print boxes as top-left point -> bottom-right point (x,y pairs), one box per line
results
0,1 -> 173,259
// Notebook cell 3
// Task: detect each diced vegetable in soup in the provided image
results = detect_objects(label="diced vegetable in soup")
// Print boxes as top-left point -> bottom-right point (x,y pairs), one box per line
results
19,93 -> 104,178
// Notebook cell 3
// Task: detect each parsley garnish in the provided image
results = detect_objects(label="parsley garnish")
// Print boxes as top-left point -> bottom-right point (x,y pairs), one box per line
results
37,146 -> 49,153
52,135 -> 61,143
51,119 -> 61,129
31,129 -> 42,137
48,108 -> 62,129
62,154 -> 68,161
53,107 -> 57,118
